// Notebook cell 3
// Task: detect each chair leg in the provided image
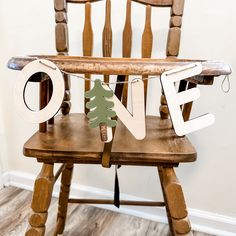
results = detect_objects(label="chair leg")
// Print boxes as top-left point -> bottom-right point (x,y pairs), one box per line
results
158,166 -> 192,236
158,167 -> 175,235
26,163 -> 55,236
54,163 -> 74,236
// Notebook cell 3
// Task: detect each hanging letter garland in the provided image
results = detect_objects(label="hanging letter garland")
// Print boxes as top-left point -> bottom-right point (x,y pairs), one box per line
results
15,59 -> 216,140
85,79 -> 117,128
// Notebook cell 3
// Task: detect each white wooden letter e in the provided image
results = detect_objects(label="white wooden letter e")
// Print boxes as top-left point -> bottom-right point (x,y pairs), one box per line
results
160,63 -> 215,136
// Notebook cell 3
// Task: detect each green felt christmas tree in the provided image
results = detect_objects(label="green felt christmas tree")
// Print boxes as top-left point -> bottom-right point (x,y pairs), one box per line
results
85,79 -> 117,128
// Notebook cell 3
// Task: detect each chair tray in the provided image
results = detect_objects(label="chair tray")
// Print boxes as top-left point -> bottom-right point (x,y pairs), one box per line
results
8,55 -> 231,77
24,114 -> 197,166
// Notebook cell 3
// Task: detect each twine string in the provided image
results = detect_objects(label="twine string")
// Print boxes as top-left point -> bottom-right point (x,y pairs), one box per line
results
221,75 -> 231,93
61,69 -> 161,85
38,59 -> 163,85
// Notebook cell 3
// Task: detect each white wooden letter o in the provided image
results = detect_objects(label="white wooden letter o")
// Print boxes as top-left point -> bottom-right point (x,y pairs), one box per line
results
14,59 -> 65,123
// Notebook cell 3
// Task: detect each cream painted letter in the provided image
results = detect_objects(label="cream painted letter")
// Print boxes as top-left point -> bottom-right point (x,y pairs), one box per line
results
104,79 -> 146,142
160,63 -> 215,136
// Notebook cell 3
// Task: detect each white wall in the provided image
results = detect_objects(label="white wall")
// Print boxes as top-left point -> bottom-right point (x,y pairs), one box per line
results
0,0 -> 236,232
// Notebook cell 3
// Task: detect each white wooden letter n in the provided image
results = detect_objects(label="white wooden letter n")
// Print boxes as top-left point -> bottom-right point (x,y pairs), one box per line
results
160,63 -> 215,136
103,79 -> 146,142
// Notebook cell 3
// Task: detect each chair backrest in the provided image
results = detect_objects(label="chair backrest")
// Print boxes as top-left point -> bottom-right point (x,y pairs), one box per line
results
54,0 -> 185,116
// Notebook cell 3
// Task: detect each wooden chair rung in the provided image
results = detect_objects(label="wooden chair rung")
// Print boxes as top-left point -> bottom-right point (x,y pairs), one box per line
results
68,198 -> 165,207
83,2 -> 93,114
54,164 -> 66,183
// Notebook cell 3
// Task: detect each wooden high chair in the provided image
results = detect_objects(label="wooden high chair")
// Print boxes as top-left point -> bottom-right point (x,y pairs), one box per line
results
8,0 -> 231,235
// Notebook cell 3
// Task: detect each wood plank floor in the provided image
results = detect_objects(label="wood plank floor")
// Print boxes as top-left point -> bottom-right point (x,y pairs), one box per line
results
0,187 -> 213,236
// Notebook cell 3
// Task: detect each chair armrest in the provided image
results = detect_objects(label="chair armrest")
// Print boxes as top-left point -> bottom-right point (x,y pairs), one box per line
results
8,55 -> 231,83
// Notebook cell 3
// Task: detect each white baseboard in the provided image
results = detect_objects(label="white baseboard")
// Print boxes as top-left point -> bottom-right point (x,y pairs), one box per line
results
2,171 -> 236,236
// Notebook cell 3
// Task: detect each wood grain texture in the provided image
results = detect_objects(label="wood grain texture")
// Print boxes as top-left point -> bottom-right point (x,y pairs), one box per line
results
67,0 -> 172,6
55,23 -> 69,52
182,82 -> 196,121
54,163 -> 73,235
178,79 -> 187,110
163,0 -> 183,118
48,79 -> 55,125
172,0 -> 185,16
166,27 -> 181,57
99,123 -> 108,141
61,74 -> 71,115
83,2 -> 93,57
159,92 -> 169,119
55,0 -> 69,52
123,0 -> 132,58
54,0 -> 71,115
142,4 -> 153,105
0,187 -> 32,236
67,0 -> 102,3
68,198 -> 165,206
23,113 -> 197,165
83,2 -> 93,113
55,12 -> 68,23
102,0 -> 112,58
122,0 -> 133,106
54,0 -> 67,11
26,164 -> 55,236
166,0 -> 184,57
170,15 -> 182,27
161,167 -> 192,235
0,187 -> 214,236
158,166 -> 174,234
142,5 -> 153,59
132,0 -> 173,7
102,0 -> 112,84
163,168 -> 188,219
8,56 -> 232,77
39,77 -> 48,133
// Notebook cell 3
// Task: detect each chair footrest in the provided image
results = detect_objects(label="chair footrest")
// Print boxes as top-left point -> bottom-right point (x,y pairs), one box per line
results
68,198 -> 165,206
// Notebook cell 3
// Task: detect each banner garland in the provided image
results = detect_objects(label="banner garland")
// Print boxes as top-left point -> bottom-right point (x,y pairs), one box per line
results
14,59 -> 216,142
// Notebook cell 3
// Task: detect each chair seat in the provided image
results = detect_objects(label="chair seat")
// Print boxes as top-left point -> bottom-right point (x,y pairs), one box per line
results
23,113 -> 197,166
